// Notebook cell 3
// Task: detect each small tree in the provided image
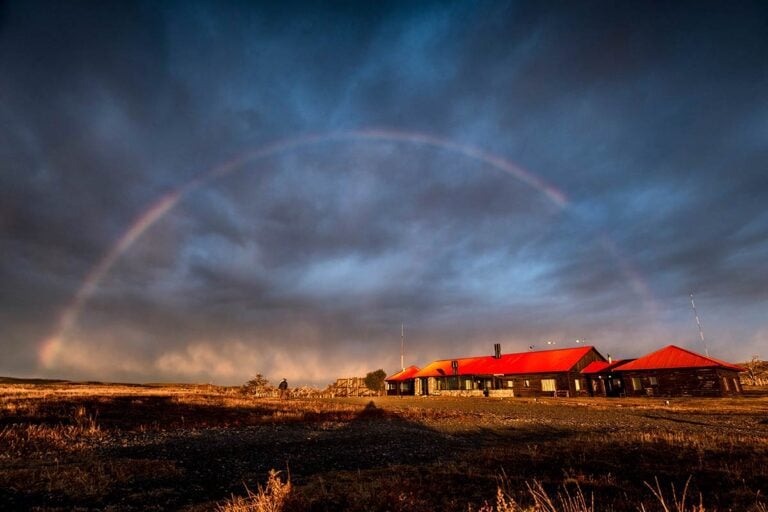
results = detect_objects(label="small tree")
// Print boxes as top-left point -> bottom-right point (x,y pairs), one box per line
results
364,369 -> 387,394
242,373 -> 273,395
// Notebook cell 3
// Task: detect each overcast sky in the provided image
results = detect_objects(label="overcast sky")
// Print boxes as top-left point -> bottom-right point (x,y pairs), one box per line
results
1,1 -> 766,386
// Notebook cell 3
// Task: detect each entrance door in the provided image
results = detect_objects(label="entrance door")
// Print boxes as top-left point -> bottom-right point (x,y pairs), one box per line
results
605,376 -> 624,397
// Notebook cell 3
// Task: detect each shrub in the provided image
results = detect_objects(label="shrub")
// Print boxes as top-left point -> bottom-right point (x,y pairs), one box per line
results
364,369 -> 387,393
242,374 -> 275,397
218,470 -> 291,512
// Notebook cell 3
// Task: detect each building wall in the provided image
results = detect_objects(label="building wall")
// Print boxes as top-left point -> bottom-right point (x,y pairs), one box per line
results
430,389 -> 485,397
621,368 -> 743,397
426,375 -> 491,394
495,373 -> 579,397
585,373 -> 626,397
386,379 -> 415,396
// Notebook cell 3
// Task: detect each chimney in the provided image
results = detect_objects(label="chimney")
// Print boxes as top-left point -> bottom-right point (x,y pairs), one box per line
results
608,354 -> 612,364
451,360 -> 459,376
494,343 -> 501,359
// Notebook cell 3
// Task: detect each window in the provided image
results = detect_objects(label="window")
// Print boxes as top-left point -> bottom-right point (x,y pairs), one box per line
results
732,378 -> 740,392
574,379 -> 581,391
506,380 -> 514,388
464,379 -> 472,390
649,376 -> 658,386
722,378 -> 730,391
541,379 -> 556,392
524,379 -> 530,388
632,378 -> 642,390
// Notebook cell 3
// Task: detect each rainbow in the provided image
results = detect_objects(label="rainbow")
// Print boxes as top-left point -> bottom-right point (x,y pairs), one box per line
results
39,128 -> 647,369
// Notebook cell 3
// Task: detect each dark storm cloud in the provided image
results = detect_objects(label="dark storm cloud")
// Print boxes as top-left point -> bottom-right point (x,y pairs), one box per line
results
1,1 -> 767,384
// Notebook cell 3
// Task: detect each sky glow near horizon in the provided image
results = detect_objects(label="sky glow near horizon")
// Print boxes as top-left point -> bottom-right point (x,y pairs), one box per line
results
1,1 -> 767,386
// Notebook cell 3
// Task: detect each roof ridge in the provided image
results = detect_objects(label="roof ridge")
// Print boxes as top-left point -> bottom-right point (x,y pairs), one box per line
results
425,345 -> 594,362
665,344 -> 738,366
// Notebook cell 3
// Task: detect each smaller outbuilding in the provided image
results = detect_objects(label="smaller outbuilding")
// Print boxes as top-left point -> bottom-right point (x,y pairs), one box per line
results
581,359 -> 633,397
385,365 -> 420,396
612,345 -> 746,397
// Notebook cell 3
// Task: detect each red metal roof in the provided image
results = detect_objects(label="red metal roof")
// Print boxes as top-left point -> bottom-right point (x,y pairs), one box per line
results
385,365 -> 421,382
581,359 -> 631,374
412,357 -> 487,378
413,346 -> 598,378
613,345 -> 746,372
581,361 -> 609,374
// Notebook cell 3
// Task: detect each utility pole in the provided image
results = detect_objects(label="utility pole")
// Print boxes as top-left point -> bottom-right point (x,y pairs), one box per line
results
690,292 -> 710,357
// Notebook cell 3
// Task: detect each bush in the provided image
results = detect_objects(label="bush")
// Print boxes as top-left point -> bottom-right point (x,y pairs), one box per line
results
242,374 -> 275,396
218,470 -> 291,512
364,369 -> 387,393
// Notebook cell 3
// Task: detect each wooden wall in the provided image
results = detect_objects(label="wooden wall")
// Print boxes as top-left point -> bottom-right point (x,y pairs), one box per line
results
620,368 -> 743,397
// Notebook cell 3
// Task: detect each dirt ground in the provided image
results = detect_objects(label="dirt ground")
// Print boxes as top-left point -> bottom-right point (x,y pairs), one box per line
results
1,383 -> 766,511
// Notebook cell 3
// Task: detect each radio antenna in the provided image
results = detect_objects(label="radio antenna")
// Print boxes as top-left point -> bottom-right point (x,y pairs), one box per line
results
689,292 -> 710,357
400,323 -> 405,371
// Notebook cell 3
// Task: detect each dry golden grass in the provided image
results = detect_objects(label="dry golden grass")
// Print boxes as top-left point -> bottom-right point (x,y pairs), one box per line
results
218,471 -> 292,512
474,475 -> 596,512
477,476 -> 713,512
1,382 -> 766,511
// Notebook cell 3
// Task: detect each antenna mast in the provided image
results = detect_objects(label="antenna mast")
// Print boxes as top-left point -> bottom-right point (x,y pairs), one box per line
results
400,323 -> 405,371
689,292 -> 710,357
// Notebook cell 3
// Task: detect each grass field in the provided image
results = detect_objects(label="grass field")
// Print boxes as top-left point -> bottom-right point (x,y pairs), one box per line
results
1,382 -> 766,511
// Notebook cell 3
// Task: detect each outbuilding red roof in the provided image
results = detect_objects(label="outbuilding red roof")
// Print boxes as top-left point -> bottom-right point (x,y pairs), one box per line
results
385,365 -> 421,382
581,359 -> 632,374
612,345 -> 746,372
413,346 -> 598,378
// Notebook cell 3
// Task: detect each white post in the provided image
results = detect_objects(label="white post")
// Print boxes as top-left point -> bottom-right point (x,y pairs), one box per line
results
690,292 -> 710,357
400,323 -> 405,371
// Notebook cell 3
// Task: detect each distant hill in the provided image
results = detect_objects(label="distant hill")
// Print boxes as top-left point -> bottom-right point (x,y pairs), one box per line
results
0,376 -> 70,384
0,377 -> 224,389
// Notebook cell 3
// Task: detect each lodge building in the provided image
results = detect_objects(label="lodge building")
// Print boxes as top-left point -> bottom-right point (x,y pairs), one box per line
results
388,345 -> 605,398
385,343 -> 746,398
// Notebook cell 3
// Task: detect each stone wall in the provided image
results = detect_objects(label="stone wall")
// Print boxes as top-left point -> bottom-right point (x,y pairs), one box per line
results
488,389 -> 514,398
430,389 -> 484,397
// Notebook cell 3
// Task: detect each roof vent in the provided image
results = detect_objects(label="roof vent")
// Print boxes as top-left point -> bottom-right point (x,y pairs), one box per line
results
494,343 -> 501,359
